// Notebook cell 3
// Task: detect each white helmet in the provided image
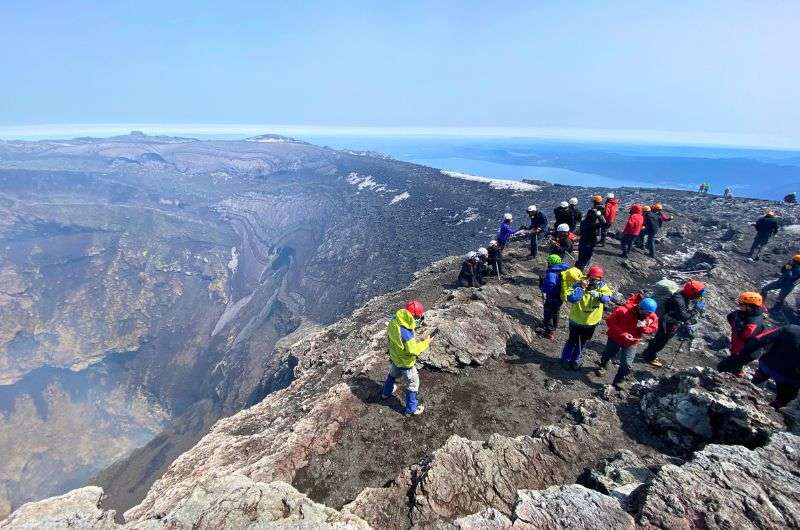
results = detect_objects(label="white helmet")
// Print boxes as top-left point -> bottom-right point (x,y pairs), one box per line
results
527,205 -> 537,212
489,239 -> 498,246
559,201 -> 569,208
556,223 -> 570,232
478,247 -> 488,257
503,213 -> 513,220
568,197 -> 578,205
466,251 -> 478,260
606,192 -> 615,199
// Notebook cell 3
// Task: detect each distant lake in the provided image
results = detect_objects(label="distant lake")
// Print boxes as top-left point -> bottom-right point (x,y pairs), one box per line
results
408,157 -> 653,189
300,134 -> 800,200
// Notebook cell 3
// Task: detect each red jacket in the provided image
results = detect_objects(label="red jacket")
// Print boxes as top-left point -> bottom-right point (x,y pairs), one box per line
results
606,294 -> 659,347
727,308 -> 765,354
622,205 -> 644,236
603,198 -> 620,225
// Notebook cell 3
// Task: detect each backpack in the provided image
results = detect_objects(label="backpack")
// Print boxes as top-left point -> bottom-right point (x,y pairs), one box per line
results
650,279 -> 680,313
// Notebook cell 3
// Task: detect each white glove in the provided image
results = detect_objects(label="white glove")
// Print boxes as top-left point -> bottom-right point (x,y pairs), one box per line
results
588,290 -> 600,299
636,320 -> 646,328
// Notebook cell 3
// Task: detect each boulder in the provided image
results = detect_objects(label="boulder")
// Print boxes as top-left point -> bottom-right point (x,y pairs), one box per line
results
639,368 -> 784,451
512,485 -> 635,530
636,432 -> 800,529
0,487 -> 117,530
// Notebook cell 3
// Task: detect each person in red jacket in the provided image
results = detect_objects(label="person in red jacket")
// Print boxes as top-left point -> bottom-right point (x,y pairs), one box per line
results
596,293 -> 659,389
722,291 -> 765,377
599,193 -> 620,246
620,204 -> 644,258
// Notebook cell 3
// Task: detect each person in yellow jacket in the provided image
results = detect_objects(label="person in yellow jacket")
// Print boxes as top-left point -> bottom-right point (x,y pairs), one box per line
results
381,300 -> 432,416
559,265 -> 614,370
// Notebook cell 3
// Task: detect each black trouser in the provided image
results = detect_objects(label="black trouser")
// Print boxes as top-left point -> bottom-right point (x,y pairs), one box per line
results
575,241 -> 595,269
775,383 -> 800,407
542,299 -> 562,331
488,257 -> 504,276
643,232 -> 656,258
600,338 -> 637,384
620,234 -> 635,257
640,324 -> 677,361
599,223 -> 610,245
530,231 -> 540,257
749,234 -> 770,258
635,232 -> 645,248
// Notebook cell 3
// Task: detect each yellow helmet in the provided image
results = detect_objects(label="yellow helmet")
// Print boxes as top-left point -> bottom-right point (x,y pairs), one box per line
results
652,203 -> 663,211
592,194 -> 603,204
642,205 -> 652,212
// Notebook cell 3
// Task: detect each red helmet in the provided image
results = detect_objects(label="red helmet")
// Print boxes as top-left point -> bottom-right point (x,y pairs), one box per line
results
587,265 -> 605,279
682,280 -> 705,298
405,299 -> 425,318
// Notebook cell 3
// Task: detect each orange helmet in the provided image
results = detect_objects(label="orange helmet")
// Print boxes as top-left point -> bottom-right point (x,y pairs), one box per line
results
404,300 -> 425,318
592,194 -> 603,203
738,291 -> 763,306
793,254 -> 800,264
652,203 -> 663,211
642,205 -> 652,212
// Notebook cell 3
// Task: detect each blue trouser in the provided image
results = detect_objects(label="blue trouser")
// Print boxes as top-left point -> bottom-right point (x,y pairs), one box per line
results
620,234 -> 635,256
600,338 -> 636,384
382,363 -> 420,414
561,321 -> 597,364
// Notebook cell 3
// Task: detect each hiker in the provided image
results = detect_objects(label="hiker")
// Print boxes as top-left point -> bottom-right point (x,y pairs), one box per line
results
599,192 -> 619,246
620,204 -> 644,258
703,183 -> 711,195
487,240 -> 505,276
748,210 -> 779,260
590,194 -> 606,218
640,280 -> 706,367
575,209 -> 603,269
457,251 -> 482,287
635,205 -> 652,249
721,292 -> 765,377
596,294 -> 659,390
785,192 -> 797,204
549,223 -> 576,259
538,254 -> 571,339
496,213 -> 518,249
553,201 -> 571,230
381,300 -> 432,416
567,197 -> 582,231
476,247 -> 489,280
523,205 -> 548,258
559,265 -> 613,370
698,183 -> 705,195
724,187 -> 733,200
718,324 -> 800,408
642,203 -> 672,258
760,255 -> 800,309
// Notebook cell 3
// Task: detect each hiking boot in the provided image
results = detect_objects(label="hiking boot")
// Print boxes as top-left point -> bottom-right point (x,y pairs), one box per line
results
613,381 -> 627,391
560,360 -> 570,370
595,366 -> 607,377
405,405 -> 425,417
569,361 -> 579,370
647,358 -> 664,368
381,384 -> 397,400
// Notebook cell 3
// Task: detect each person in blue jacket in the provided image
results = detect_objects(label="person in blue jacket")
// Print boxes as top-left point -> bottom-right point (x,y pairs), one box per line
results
761,255 -> 800,309
522,205 -> 548,258
496,213 -> 518,250
537,254 -> 571,339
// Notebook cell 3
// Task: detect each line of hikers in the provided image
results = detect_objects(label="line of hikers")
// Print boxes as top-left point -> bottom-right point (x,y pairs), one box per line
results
384,193 -> 799,416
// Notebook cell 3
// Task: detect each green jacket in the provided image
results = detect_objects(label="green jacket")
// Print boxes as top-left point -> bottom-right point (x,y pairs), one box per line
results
388,308 -> 431,368
566,280 -> 614,326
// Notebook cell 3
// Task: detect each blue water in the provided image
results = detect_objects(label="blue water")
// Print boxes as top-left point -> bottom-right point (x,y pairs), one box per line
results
298,134 -> 800,200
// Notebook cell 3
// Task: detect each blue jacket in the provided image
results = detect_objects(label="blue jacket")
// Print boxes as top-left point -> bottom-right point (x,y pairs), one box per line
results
527,211 -> 548,230
541,263 -> 570,302
780,263 -> 800,285
496,222 -> 518,244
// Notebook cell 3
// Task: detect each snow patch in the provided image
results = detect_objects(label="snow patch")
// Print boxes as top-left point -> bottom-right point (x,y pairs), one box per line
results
440,170 -> 542,191
346,172 -> 388,192
783,224 -> 800,235
389,192 -> 410,205
227,247 -> 239,273
455,207 -> 480,225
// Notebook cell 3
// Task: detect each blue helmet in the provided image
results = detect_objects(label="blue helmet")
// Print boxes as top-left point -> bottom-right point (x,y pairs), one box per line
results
639,297 -> 657,313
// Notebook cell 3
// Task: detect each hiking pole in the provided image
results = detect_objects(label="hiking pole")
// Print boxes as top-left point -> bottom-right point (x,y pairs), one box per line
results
667,339 -> 688,370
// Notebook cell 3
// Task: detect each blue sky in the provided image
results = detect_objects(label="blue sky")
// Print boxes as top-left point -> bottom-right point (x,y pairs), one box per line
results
1,1 -> 799,145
